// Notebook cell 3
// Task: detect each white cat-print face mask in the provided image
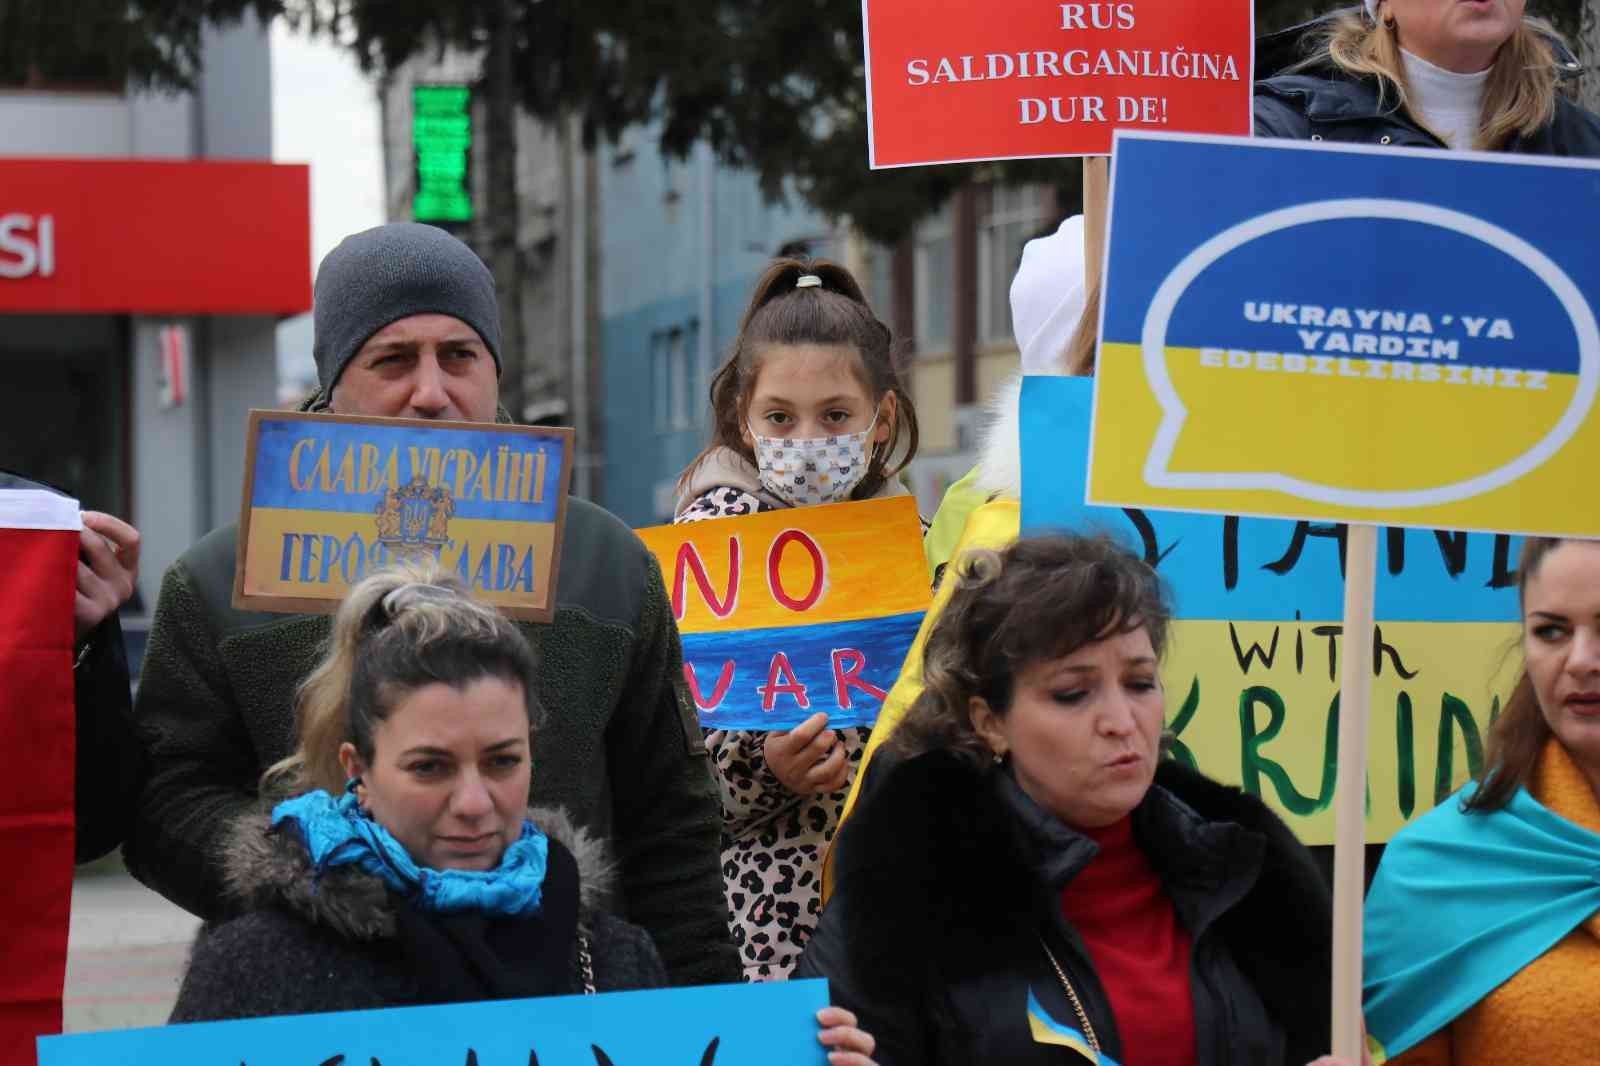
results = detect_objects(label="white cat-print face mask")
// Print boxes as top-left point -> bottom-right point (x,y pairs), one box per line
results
749,413 -> 879,507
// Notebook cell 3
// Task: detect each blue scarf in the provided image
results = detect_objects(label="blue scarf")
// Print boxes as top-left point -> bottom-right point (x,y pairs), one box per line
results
1363,782 -> 1600,1062
270,789 -> 549,917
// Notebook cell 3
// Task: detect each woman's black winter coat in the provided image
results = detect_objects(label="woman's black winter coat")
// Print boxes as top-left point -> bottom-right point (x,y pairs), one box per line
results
1252,14 -> 1600,157
170,806 -> 665,1022
798,751 -> 1333,1066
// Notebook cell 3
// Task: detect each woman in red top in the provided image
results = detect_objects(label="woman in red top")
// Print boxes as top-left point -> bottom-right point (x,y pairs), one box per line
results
800,534 -> 1338,1066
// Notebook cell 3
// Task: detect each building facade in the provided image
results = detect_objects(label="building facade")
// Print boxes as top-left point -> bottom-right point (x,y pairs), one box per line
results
377,51 -> 1065,527
378,54 -> 603,498
0,16 -> 311,621
592,133 -> 1059,525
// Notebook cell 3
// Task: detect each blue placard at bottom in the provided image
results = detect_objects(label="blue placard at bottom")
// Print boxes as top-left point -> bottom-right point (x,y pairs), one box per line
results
38,979 -> 831,1065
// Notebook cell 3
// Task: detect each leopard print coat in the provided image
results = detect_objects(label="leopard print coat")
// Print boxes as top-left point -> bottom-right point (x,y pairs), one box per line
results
677,485 -> 870,981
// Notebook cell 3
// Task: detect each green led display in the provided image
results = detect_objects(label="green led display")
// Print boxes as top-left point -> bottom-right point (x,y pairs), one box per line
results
413,85 -> 473,224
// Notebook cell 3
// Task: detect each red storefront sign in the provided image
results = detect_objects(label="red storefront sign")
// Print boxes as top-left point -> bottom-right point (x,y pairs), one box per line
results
0,158 -> 311,315
862,0 -> 1253,167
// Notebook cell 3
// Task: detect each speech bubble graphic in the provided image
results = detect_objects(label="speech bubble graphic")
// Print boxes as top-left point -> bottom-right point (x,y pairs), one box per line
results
1140,199 -> 1600,508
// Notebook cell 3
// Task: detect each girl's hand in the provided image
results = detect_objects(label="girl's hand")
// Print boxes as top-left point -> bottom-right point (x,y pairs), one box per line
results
816,1006 -> 877,1066
764,712 -> 849,796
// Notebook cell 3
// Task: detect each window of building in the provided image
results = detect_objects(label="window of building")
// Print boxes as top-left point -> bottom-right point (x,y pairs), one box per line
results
668,325 -> 690,431
978,185 -> 1055,348
651,330 -> 670,432
913,204 -> 954,354
858,241 -> 896,320
651,322 -> 695,433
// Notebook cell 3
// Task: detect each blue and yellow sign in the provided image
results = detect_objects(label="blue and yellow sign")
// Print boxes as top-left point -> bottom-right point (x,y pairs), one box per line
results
234,411 -> 573,621
636,497 -> 930,731
1089,132 -> 1600,538
1026,375 -> 1520,843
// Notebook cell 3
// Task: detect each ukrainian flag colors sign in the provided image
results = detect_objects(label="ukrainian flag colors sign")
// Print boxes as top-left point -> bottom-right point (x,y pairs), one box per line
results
636,497 -> 930,731
234,411 -> 573,622
1088,132 -> 1600,538
1023,376 -> 1519,844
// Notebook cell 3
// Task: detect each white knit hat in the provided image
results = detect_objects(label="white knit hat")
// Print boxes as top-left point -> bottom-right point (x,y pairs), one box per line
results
1009,214 -> 1088,375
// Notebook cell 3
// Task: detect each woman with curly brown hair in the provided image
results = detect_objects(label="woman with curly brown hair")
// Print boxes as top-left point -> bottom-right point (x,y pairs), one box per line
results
799,534 -> 1338,1066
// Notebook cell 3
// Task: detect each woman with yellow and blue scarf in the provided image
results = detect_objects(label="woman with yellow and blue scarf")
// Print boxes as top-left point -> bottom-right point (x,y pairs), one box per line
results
1364,536 -> 1600,1065
165,564 -> 880,1064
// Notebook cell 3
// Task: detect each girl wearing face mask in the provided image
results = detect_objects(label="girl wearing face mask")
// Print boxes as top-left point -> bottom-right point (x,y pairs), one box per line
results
674,257 -> 921,982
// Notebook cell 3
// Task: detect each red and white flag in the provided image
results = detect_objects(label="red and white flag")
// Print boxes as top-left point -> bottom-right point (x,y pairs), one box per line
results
0,491 -> 79,1065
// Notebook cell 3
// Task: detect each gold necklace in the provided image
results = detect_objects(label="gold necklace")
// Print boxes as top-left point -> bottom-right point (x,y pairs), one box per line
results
1039,935 -> 1101,1053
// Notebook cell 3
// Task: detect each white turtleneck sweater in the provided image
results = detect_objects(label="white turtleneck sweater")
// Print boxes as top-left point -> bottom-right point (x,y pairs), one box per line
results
1401,49 -> 1490,150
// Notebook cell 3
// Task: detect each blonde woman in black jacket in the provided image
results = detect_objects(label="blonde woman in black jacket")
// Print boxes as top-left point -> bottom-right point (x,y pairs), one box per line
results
1254,2 -> 1600,157
170,565 -> 881,1066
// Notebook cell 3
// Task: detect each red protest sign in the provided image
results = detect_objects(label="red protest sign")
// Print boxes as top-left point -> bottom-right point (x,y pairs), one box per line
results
0,491 -> 78,1066
863,0 -> 1253,167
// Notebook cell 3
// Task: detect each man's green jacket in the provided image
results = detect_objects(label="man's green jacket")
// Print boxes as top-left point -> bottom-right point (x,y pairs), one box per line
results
125,494 -> 739,986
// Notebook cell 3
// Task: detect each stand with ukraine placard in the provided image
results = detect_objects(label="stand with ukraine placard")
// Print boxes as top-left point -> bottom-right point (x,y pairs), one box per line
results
1085,130 -> 1600,1061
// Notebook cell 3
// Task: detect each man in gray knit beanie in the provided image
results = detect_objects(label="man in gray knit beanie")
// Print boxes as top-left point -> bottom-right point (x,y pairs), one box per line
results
124,221 -> 743,988
312,222 -> 503,421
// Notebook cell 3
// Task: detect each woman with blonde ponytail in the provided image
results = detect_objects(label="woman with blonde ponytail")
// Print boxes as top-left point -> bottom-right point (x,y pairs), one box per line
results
1255,1 -> 1599,156
164,563 -> 886,1063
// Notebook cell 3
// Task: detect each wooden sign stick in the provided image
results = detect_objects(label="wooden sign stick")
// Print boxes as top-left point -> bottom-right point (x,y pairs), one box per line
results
1332,522 -> 1378,1061
1082,156 -> 1110,287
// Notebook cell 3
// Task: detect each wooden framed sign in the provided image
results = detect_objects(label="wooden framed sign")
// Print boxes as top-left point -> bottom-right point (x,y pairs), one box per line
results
233,411 -> 574,622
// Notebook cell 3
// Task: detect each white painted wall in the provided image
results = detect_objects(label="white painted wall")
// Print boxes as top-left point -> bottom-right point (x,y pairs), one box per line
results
0,93 -> 134,155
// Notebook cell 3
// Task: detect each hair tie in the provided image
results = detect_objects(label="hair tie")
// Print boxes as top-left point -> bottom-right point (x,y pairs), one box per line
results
796,274 -> 822,289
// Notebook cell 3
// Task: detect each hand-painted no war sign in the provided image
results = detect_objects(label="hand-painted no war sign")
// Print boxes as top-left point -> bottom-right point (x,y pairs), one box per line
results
1088,132 -> 1600,538
637,497 -> 930,731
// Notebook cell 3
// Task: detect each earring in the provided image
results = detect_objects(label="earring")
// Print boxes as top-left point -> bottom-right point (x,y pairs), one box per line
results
992,750 -> 1007,766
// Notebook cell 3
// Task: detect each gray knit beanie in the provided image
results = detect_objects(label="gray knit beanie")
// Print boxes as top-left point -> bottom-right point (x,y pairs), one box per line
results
312,222 -> 502,393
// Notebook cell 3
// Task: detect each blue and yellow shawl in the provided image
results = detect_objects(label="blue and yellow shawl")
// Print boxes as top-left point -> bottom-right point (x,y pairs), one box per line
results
1363,780 -> 1600,1062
